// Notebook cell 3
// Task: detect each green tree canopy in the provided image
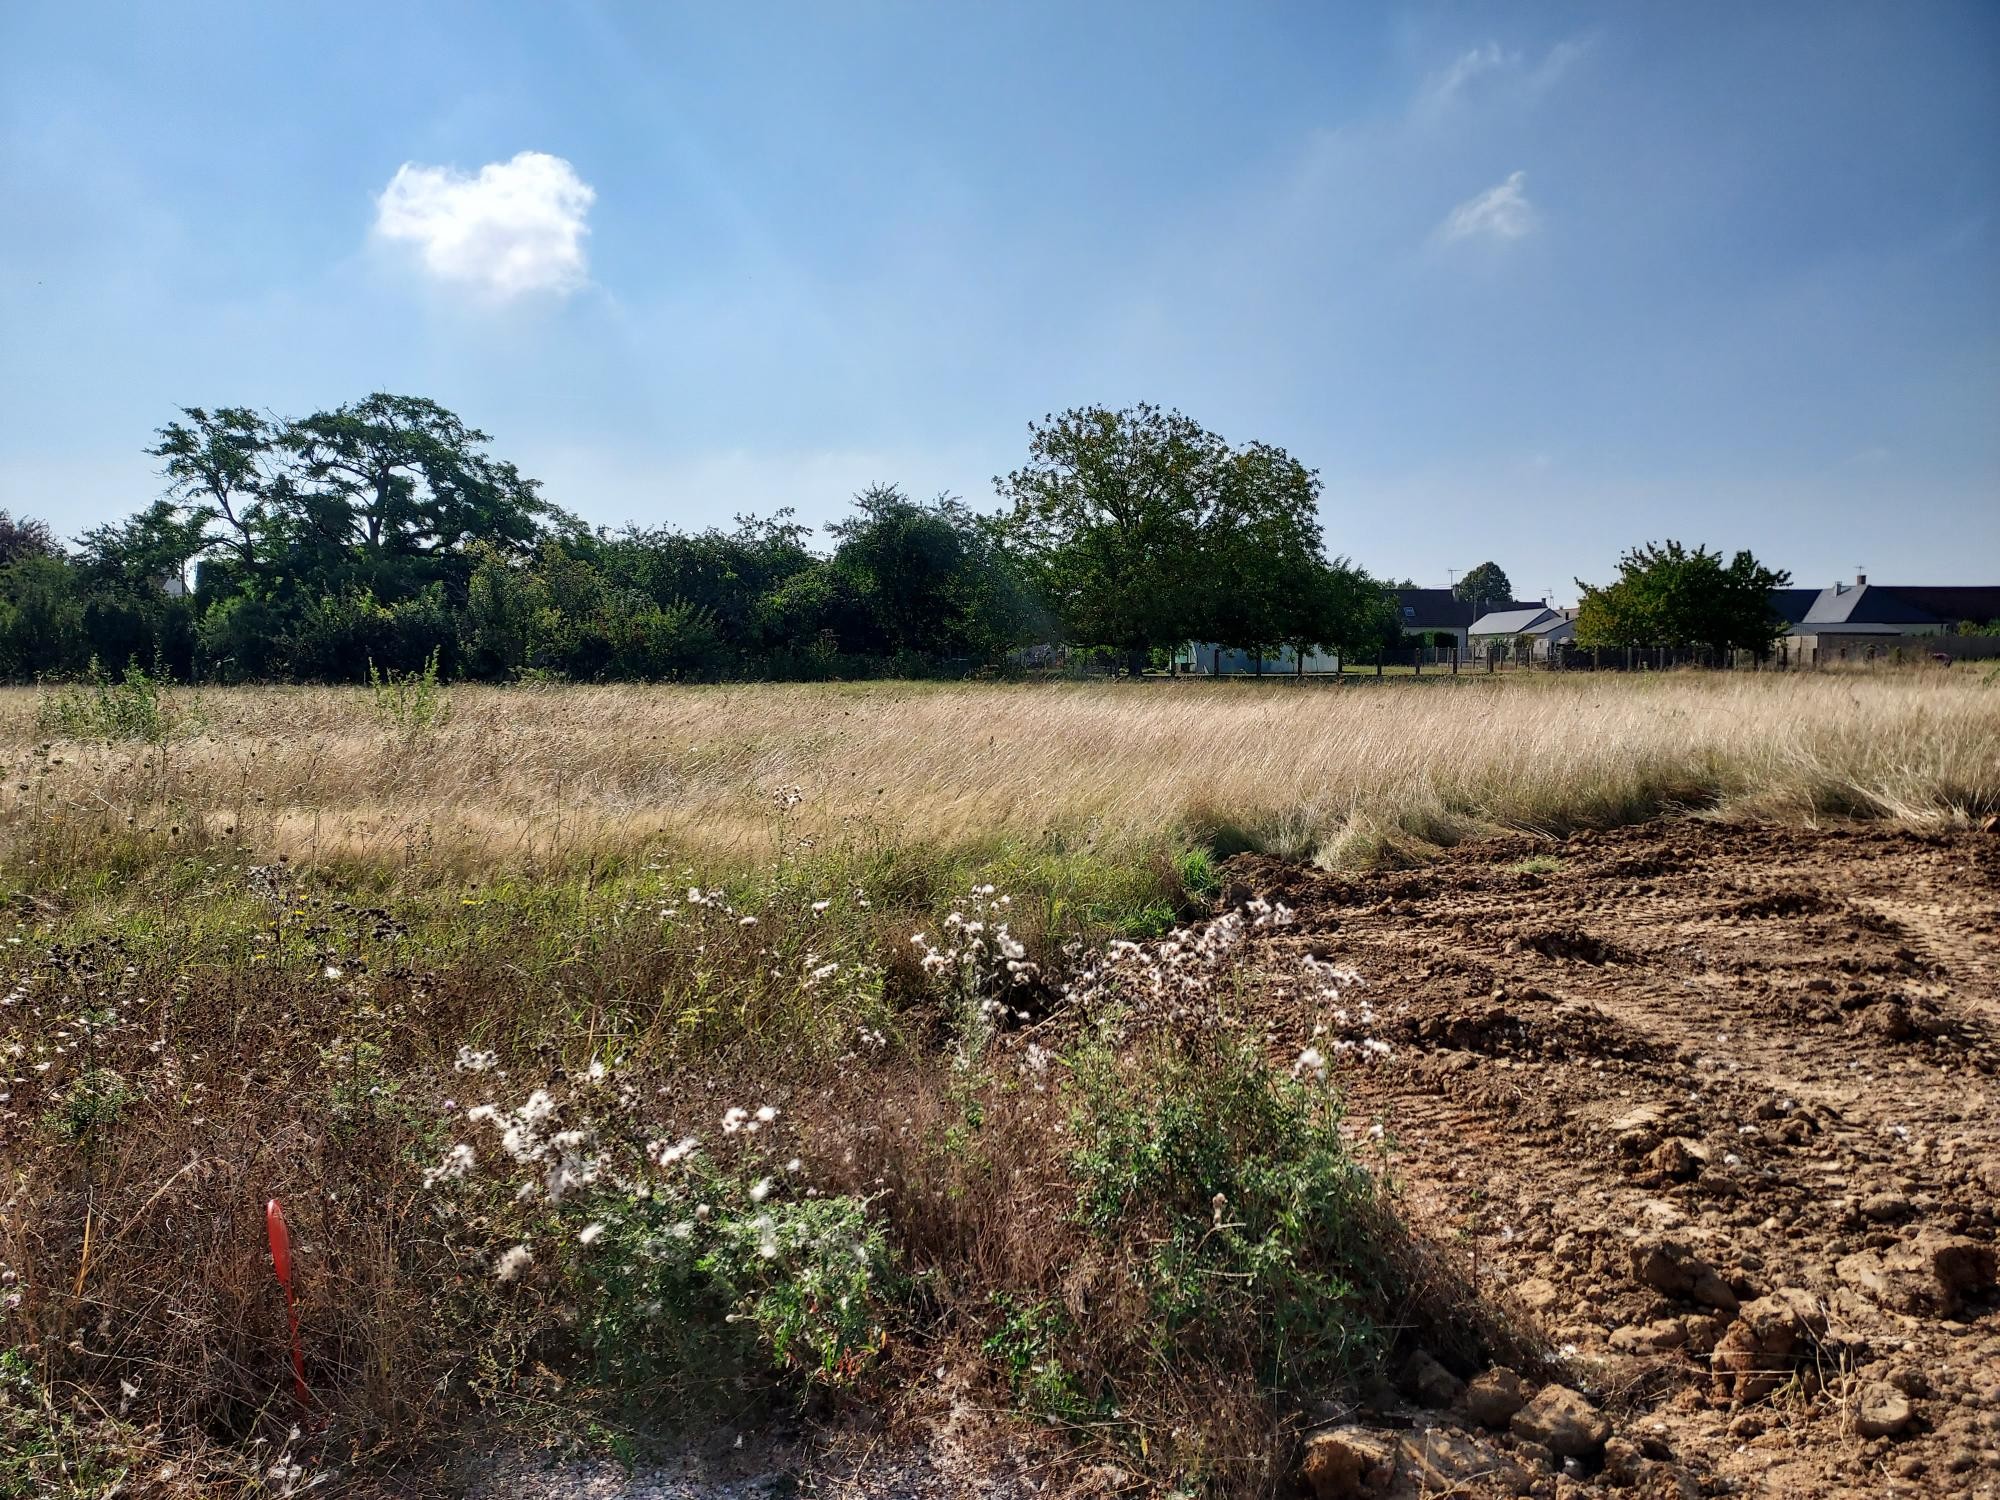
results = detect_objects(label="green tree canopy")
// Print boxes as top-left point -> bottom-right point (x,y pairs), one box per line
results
1574,541 -> 1791,657
1454,561 -> 1513,608
995,404 -> 1369,671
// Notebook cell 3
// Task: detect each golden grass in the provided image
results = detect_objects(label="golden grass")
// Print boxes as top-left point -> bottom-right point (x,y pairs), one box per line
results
3,673 -> 1995,878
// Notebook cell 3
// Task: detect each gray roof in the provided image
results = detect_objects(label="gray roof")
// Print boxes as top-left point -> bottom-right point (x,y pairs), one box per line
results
1469,607 -> 1564,636
1787,583 -> 2000,635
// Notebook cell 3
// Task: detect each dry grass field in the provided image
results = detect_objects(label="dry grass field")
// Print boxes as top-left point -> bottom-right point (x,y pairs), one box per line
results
5,672 -> 1996,879
0,672 -> 1995,1498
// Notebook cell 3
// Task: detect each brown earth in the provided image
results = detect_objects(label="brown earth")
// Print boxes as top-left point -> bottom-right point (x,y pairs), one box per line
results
1220,821 -> 2000,1498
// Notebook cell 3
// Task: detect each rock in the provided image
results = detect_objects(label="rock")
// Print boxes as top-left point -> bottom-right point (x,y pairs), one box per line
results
1467,1366 -> 1532,1428
1861,1190 -> 1913,1223
1630,1237 -> 1739,1312
1837,1232 -> 1997,1316
1397,1349 -> 1465,1409
1404,1428 -> 1533,1495
1300,1429 -> 1399,1500
1712,1288 -> 1827,1405
1510,1384 -> 1611,1457
1857,1382 -> 1916,1439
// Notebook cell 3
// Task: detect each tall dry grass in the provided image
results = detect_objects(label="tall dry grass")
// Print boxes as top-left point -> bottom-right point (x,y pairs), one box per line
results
2,673 -> 1994,878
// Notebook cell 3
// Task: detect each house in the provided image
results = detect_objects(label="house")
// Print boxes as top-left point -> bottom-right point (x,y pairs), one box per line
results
1785,576 -> 2000,659
1468,605 -> 1575,659
1393,588 -> 1545,650
1179,642 -> 1344,675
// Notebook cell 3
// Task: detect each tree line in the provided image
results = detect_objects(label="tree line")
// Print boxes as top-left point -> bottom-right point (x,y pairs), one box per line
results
0,396 -> 1407,683
0,391 -> 1821,684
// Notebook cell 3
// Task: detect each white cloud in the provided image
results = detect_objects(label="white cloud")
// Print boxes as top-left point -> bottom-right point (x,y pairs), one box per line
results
373,151 -> 595,298
1416,37 -> 1589,117
1421,42 -> 1515,110
1440,171 -> 1538,243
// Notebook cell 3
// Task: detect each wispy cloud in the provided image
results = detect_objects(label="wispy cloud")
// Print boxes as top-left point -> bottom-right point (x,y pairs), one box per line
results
1439,170 -> 1538,243
373,151 -> 595,298
1420,42 -> 1516,110
1416,37 -> 1589,117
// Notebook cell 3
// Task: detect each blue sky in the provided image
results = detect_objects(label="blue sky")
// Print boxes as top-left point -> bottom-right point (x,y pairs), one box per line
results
2,2 -> 1995,598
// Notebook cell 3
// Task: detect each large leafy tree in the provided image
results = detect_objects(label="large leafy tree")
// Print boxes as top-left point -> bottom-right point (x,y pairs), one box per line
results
997,405 -> 1347,673
148,406 -> 278,565
0,510 -> 60,566
827,484 -> 1045,662
1574,541 -> 1791,657
1454,561 -> 1513,610
995,405 -> 1231,673
278,394 -> 558,559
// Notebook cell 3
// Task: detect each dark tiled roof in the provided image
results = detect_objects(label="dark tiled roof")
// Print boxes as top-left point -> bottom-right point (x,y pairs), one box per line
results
1888,586 -> 2000,626
1395,589 -> 1544,629
1769,588 -> 1821,626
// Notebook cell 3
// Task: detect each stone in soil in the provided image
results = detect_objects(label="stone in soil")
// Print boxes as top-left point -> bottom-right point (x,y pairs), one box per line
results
1510,1384 -> 1611,1458
1856,1382 -> 1917,1439
1466,1366 -> 1532,1429
1712,1288 -> 1827,1405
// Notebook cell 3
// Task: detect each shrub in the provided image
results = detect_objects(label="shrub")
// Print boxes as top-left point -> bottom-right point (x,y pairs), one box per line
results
1065,1035 -> 1389,1391
36,659 -> 193,743
367,648 -> 451,736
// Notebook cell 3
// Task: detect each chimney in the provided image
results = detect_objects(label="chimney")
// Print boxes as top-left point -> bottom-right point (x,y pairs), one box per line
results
1855,573 -> 1867,587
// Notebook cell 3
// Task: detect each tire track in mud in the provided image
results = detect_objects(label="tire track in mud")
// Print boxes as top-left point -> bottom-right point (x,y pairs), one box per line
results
1228,823 -> 2000,1498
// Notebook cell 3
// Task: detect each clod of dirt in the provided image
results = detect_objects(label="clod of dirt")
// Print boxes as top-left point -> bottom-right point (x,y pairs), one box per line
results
1856,1382 -> 1918,1439
1860,1189 -> 1913,1223
1299,1429 -> 1398,1499
1836,1232 -> 1998,1316
1645,1137 -> 1706,1183
1631,1237 -> 1739,1311
1396,1349 -> 1464,1409
1465,1366 -> 1532,1429
1609,1317 -> 1691,1356
1711,1288 -> 1827,1405
1521,927 -> 1635,966
1510,1384 -> 1611,1459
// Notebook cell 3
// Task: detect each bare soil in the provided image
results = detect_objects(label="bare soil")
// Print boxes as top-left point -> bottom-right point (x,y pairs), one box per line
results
1224,821 -> 2000,1497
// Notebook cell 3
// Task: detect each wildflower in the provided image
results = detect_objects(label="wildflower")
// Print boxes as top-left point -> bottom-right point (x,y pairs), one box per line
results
494,1244 -> 533,1282
649,1135 -> 699,1165
422,1142 -> 476,1187
1293,1046 -> 1327,1081
454,1046 -> 497,1073
811,900 -> 831,913
809,961 -> 840,982
785,1157 -> 802,1173
749,1178 -> 772,1202
322,965 -> 343,980
585,1059 -> 607,1084
755,1104 -> 778,1123
738,915 -> 757,927
722,1107 -> 748,1134
578,1223 -> 605,1246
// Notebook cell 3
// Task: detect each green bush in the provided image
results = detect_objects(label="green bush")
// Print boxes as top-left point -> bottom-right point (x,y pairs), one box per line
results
36,659 -> 192,743
368,648 -> 451,736
1066,1035 -> 1389,1389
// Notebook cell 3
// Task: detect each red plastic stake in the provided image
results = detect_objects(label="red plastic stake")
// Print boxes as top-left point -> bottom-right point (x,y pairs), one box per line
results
265,1198 -> 311,1410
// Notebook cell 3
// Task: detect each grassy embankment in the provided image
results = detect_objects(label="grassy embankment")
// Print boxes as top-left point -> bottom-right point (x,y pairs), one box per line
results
1,673 -> 1994,1495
